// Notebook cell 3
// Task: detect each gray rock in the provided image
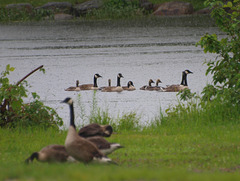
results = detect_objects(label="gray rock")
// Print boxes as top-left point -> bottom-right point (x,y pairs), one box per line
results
36,2 -> 73,14
153,1 -> 194,16
6,3 -> 33,13
73,0 -> 103,16
194,7 -> 211,15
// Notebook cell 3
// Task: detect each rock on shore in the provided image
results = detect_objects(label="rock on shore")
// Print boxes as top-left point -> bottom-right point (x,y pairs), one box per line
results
4,1 -> 210,20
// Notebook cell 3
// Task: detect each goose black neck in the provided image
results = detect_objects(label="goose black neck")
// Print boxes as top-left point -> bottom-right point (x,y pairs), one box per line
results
149,81 -> 152,86
69,103 -> 76,129
184,74 -> 188,86
93,76 -> 98,87
31,152 -> 38,161
180,72 -> 186,86
117,77 -> 121,86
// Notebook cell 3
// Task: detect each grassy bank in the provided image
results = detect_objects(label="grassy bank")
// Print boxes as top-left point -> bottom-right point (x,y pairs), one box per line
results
1,120 -> 240,180
0,0 -> 207,22
0,0 -> 206,11
1,83 -> 239,180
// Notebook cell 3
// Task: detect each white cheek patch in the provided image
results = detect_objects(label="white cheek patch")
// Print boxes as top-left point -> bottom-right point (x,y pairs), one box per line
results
68,99 -> 73,105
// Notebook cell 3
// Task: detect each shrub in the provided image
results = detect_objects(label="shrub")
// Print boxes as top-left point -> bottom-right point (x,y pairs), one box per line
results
85,0 -> 146,19
197,0 -> 240,106
0,65 -> 63,129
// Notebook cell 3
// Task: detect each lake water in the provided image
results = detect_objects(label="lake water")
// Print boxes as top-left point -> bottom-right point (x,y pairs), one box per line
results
0,16 -> 221,127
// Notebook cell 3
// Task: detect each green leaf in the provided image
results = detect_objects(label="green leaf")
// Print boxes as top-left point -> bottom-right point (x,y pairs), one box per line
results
11,100 -> 22,111
224,2 -> 233,8
9,67 -> 15,72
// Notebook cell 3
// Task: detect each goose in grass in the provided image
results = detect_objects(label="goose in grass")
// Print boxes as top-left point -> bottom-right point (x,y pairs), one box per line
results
163,69 -> 193,92
79,73 -> 102,90
65,80 -> 80,91
140,79 -> 155,90
62,97 -> 116,164
78,123 -> 113,138
25,144 -> 76,163
101,73 -> 124,92
122,81 -> 136,91
87,136 -> 124,156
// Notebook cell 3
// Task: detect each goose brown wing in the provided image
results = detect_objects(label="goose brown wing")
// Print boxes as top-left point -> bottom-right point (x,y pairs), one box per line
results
87,136 -> 111,149
78,123 -> 102,137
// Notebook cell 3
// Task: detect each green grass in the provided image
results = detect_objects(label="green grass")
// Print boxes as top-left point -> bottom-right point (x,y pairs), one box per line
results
1,95 -> 239,180
1,119 -> 240,180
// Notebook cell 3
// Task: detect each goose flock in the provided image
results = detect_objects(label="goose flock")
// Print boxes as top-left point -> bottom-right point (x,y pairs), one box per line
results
25,97 -> 122,164
65,70 -> 193,92
25,69 -> 192,165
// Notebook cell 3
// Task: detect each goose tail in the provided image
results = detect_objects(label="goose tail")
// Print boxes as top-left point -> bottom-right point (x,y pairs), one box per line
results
25,152 -> 38,164
93,156 -> 118,165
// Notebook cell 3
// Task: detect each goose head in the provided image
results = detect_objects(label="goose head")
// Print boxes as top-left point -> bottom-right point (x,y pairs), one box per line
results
127,81 -> 134,88
184,70 -> 193,74
156,79 -> 162,86
94,73 -> 102,79
148,79 -> 155,86
101,125 -> 113,137
61,97 -> 73,105
118,73 -> 124,79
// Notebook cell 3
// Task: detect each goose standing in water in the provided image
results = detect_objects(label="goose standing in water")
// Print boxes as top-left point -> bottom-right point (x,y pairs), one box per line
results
163,70 -> 193,92
25,144 -> 76,163
101,73 -> 124,92
62,97 -> 116,164
140,79 -> 155,90
79,73 -> 102,90
122,81 -> 136,91
65,80 -> 80,91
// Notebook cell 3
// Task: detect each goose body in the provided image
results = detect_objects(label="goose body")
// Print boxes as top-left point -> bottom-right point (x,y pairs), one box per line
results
65,80 -> 80,91
79,73 -> 102,90
25,144 -> 76,163
62,97 -> 115,164
78,123 -> 113,138
122,81 -> 136,91
87,136 -> 124,155
140,79 -> 155,90
163,70 -> 193,92
101,73 -> 124,92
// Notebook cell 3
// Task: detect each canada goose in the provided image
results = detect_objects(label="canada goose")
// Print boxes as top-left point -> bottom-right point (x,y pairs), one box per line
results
140,79 -> 155,90
122,81 -> 136,91
25,144 -> 76,163
65,80 -> 80,91
99,79 -> 111,90
79,73 -> 102,90
163,70 -> 193,92
62,97 -> 115,164
78,123 -> 113,138
101,73 -> 124,92
87,136 -> 124,155
152,79 -> 165,91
